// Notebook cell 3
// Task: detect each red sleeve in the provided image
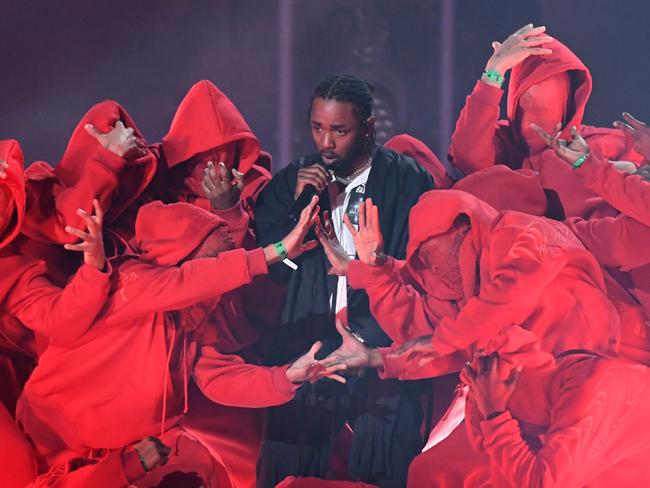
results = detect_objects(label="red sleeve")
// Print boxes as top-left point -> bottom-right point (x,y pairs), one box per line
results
448,80 -> 513,175
101,248 -> 268,324
27,449 -> 133,488
567,215 -> 650,271
348,258 -> 458,344
52,146 -> 129,244
577,154 -> 650,226
377,346 -> 467,380
5,263 -> 111,346
479,362 -> 647,487
213,201 -> 256,249
431,226 -> 568,356
193,346 -> 298,407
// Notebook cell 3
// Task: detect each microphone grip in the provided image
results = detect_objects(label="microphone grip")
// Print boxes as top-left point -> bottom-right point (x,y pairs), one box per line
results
289,184 -> 319,223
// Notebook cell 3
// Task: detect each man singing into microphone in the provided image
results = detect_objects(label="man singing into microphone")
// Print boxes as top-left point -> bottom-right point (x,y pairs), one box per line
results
254,73 -> 433,487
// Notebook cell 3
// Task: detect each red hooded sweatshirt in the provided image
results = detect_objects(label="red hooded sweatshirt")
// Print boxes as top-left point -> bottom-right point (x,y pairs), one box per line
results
384,134 -> 454,189
348,190 -> 620,379
565,154 -> 650,365
18,201 -> 298,487
151,80 -> 271,227
407,326 -> 650,487
449,38 -> 642,219
21,100 -> 157,247
0,141 -> 112,488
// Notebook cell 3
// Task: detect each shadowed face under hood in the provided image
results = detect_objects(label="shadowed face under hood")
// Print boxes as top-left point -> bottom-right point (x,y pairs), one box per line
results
406,190 -> 500,301
507,38 -> 592,153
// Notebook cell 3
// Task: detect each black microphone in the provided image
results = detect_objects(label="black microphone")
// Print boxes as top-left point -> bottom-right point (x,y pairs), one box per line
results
289,183 -> 320,223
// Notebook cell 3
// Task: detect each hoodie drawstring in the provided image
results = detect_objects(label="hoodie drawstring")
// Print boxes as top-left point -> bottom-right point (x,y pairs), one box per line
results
160,326 -> 177,438
183,333 -> 189,414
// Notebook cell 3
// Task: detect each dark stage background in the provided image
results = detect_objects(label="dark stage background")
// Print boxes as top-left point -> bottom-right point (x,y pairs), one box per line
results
1,0 -> 648,171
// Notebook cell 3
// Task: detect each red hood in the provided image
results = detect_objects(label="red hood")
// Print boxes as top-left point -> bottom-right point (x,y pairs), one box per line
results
134,201 -> 229,266
453,166 -> 548,216
162,80 -> 261,175
56,100 -> 157,218
407,190 -> 499,261
0,139 -> 26,249
385,134 -> 453,189
507,37 -> 591,138
407,190 -> 500,300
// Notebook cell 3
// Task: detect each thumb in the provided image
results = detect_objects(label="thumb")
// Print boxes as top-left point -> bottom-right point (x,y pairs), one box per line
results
492,41 -> 501,51
84,123 -> 103,140
308,341 -> 323,358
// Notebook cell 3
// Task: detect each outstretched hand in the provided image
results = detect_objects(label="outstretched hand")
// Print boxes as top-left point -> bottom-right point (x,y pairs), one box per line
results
344,198 -> 385,267
614,112 -> 650,161
319,320 -> 381,371
63,199 -> 106,270
286,341 -> 347,384
85,120 -> 146,158
315,211 -> 351,276
463,353 -> 522,419
484,24 -> 553,78
531,123 -> 589,165
281,195 -> 320,259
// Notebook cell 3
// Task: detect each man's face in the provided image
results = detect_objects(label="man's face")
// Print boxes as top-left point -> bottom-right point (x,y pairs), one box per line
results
310,98 -> 368,170
516,73 -> 570,155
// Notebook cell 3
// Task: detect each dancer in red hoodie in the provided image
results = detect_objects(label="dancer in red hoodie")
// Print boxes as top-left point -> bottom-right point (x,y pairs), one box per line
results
20,197 -> 346,487
21,100 -> 156,253
533,116 -> 650,366
449,24 -> 642,219
150,80 -> 272,218
145,80 -> 284,487
327,325 -> 650,486
317,191 -> 620,366
0,139 -> 133,487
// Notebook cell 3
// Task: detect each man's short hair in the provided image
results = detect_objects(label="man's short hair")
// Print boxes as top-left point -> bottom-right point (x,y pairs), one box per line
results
310,73 -> 374,124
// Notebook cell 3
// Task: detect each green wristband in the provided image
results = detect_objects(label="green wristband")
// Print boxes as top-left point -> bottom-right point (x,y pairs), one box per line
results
572,152 -> 589,170
273,241 -> 289,260
483,69 -> 504,86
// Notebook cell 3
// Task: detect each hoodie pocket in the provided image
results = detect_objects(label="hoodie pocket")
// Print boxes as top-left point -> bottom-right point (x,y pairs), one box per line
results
73,384 -> 160,449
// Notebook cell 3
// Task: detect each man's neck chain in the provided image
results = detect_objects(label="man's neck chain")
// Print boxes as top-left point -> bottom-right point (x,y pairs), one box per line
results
333,150 -> 375,186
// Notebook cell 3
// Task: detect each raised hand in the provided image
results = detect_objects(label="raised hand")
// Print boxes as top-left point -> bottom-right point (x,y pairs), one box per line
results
202,161 -> 245,210
133,436 -> 171,472
286,341 -> 347,384
531,123 -> 589,165
614,112 -> 650,161
0,159 -> 8,179
484,24 -> 553,81
85,120 -> 145,158
463,353 -> 522,419
344,198 -> 385,267
63,199 -> 106,270
388,335 -> 438,367
315,211 -> 351,276
280,195 -> 320,259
